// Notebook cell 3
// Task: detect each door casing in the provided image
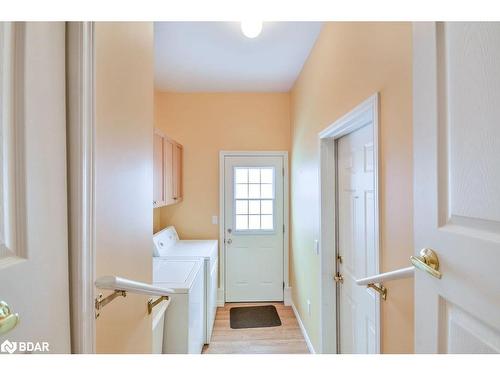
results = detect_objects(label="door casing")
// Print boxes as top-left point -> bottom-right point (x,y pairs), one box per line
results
318,93 -> 381,354
66,21 -> 96,354
218,151 -> 290,306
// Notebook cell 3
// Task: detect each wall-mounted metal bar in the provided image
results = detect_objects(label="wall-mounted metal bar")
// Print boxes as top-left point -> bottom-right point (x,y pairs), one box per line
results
94,275 -> 174,318
354,249 -> 442,302
147,296 -> 169,315
356,266 -> 414,286
95,275 -> 175,296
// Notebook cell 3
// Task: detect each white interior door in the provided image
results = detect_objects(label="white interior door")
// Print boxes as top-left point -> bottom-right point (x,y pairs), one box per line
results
414,22 -> 500,353
224,155 -> 284,302
0,22 -> 70,353
337,123 -> 378,353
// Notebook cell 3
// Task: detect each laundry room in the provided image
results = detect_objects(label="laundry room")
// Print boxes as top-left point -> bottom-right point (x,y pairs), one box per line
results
3,10 -> 499,368
151,22 -> 312,354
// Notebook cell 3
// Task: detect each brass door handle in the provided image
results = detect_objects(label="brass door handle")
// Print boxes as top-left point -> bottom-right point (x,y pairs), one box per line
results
410,248 -> 442,279
0,301 -> 20,335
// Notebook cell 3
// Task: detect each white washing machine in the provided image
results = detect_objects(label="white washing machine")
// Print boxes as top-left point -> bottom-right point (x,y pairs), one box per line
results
153,257 -> 204,354
153,226 -> 218,344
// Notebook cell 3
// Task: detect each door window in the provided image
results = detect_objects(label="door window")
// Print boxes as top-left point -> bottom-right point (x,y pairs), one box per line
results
234,167 -> 275,231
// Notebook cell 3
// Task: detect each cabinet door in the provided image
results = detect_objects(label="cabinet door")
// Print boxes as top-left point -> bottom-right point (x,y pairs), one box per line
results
153,131 -> 165,207
173,143 -> 183,202
164,138 -> 175,205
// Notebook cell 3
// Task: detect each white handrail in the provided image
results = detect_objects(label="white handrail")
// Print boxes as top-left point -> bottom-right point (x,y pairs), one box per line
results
95,275 -> 174,296
355,266 -> 414,286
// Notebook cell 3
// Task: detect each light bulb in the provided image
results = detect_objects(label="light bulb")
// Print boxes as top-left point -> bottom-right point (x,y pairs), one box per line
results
241,21 -> 263,39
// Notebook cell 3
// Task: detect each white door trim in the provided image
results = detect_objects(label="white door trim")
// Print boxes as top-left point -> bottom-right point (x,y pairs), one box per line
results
219,151 -> 289,305
66,21 -> 96,354
318,93 -> 381,354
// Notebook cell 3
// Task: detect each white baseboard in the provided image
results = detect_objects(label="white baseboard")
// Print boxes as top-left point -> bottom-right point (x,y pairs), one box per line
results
284,287 -> 292,306
217,288 -> 225,307
291,301 -> 316,354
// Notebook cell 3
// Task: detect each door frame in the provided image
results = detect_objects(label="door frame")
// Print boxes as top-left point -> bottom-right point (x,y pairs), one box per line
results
218,151 -> 290,305
318,93 -> 381,354
66,21 -> 96,354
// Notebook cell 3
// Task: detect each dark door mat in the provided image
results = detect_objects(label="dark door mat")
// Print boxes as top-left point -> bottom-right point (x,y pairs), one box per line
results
230,305 -> 282,329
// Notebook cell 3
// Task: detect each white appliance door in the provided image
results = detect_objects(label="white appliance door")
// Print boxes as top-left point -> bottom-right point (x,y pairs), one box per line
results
337,124 -> 378,354
224,156 -> 284,302
0,22 -> 70,352
414,22 -> 500,353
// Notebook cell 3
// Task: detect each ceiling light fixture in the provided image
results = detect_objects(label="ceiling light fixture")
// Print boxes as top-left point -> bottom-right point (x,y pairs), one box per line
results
241,21 -> 263,38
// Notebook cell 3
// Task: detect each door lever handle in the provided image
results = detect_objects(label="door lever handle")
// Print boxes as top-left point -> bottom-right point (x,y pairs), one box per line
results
410,248 -> 442,279
0,301 -> 20,335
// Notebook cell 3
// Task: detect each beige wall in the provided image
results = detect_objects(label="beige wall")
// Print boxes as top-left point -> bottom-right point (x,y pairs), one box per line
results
290,22 -> 414,353
95,22 -> 154,353
153,207 -> 161,233
154,92 -> 291,240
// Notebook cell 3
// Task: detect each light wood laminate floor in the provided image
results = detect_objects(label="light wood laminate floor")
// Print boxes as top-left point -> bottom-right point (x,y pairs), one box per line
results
202,302 -> 310,354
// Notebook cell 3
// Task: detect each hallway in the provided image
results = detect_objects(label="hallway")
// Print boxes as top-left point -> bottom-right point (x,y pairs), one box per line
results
203,303 -> 309,354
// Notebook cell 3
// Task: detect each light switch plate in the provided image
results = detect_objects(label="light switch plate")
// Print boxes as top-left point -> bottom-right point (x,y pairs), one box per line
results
212,215 -> 218,225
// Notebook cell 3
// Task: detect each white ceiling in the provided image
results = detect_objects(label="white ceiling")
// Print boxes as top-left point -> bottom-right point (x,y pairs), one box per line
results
154,22 -> 322,92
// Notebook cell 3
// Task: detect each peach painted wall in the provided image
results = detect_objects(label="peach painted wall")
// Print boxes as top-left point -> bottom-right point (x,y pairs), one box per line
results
95,22 -> 154,353
154,92 -> 290,240
290,22 -> 414,353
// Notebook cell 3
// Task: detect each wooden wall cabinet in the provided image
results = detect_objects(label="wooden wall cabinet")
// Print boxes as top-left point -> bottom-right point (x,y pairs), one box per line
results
153,129 -> 183,208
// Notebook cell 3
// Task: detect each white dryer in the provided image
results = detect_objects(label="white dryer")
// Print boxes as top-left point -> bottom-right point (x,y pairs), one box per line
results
153,257 -> 204,354
153,226 -> 218,344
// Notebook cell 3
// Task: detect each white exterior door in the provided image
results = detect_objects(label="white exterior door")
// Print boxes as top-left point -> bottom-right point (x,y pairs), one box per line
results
224,155 -> 284,302
414,22 -> 500,353
337,124 -> 378,353
0,23 -> 70,353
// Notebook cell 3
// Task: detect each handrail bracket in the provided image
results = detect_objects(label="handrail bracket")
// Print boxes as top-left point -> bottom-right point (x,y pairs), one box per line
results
367,283 -> 387,300
147,296 -> 169,315
95,290 -> 127,319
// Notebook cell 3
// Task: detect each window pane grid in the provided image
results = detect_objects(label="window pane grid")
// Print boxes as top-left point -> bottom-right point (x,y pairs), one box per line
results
234,167 -> 275,231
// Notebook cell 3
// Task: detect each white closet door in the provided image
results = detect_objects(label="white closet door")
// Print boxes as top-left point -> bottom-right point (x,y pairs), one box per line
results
337,123 -> 377,354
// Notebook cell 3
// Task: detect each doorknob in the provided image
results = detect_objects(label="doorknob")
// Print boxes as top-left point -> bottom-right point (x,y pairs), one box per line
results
0,301 -> 20,335
226,238 -> 232,244
410,248 -> 442,279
